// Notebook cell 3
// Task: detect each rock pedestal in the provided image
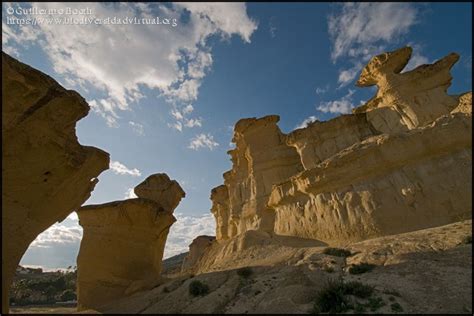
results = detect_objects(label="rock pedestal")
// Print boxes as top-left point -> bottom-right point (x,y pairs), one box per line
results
76,174 -> 185,311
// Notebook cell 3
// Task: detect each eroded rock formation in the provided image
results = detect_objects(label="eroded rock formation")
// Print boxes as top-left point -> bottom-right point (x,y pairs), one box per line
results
209,46 -> 472,251
76,174 -> 185,311
355,46 -> 460,133
213,115 -> 304,240
181,235 -> 216,272
1,52 -> 109,313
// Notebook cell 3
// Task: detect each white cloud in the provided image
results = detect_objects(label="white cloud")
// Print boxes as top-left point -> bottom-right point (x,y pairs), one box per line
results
184,118 -> 202,128
183,104 -> 194,114
109,160 -> 142,177
188,133 -> 219,151
3,2 -> 257,127
128,121 -> 145,136
295,115 -> 319,129
168,121 -> 183,132
317,89 -> 355,115
403,53 -> 429,72
29,223 -> 83,249
124,187 -> 138,199
67,212 -> 78,221
169,105 -> 201,130
315,85 -> 329,95
164,212 -> 215,258
337,63 -> 362,87
328,3 -> 419,62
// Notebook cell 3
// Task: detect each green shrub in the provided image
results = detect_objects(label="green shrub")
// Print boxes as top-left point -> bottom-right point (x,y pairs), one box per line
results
312,279 -> 350,314
323,247 -> 352,257
349,262 -> 376,275
236,267 -> 253,279
463,235 -> 472,244
59,289 -> 76,301
189,280 -> 209,297
391,302 -> 404,312
312,279 -> 374,314
343,281 -> 374,298
367,297 -> 385,311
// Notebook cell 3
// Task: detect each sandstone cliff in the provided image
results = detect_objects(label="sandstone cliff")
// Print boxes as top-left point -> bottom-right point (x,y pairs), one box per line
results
213,115 -> 304,241
1,52 -> 110,313
76,174 -> 185,311
208,46 -> 471,255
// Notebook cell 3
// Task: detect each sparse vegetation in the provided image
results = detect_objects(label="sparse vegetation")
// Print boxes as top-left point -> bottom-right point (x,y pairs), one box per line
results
323,247 -> 352,258
312,279 -> 375,314
188,280 -> 209,297
10,267 -> 77,306
367,297 -> 385,311
236,267 -> 253,279
391,302 -> 404,312
343,281 -> 374,298
349,262 -> 376,275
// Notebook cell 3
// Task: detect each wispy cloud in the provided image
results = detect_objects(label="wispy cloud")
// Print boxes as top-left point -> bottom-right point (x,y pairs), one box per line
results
295,115 -> 319,129
188,133 -> 219,151
328,3 -> 419,62
128,121 -> 145,136
2,3 -> 257,127
169,105 -> 203,131
315,85 -> 330,95
328,3 -> 420,87
109,160 -> 141,177
337,63 -> 362,88
317,89 -> 355,115
164,212 -> 216,258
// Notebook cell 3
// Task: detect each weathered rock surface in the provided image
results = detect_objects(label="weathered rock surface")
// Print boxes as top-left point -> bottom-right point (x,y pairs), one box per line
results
1,52 -> 109,313
209,46 -> 471,250
93,220 -> 472,314
134,173 -> 185,212
214,115 -> 304,240
355,46 -> 460,133
181,236 -> 216,273
76,174 -> 185,311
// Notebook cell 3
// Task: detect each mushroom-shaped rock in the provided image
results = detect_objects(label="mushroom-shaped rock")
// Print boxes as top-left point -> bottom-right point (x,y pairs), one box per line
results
76,174 -> 185,311
1,52 -> 109,313
134,173 -> 186,211
354,46 -> 460,132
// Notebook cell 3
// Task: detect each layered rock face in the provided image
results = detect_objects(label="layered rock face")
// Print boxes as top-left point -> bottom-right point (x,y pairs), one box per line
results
213,115 -> 304,241
76,174 -> 185,311
1,52 -> 109,313
210,46 -> 472,249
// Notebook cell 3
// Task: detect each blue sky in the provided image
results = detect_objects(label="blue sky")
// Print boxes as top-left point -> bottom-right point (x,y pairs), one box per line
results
3,2 -> 472,269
